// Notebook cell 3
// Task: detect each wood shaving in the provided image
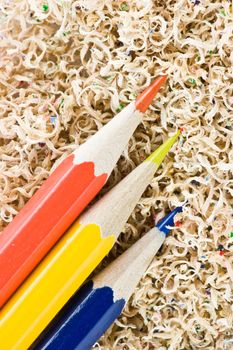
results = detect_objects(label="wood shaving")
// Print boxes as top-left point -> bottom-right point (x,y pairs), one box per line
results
0,0 -> 232,349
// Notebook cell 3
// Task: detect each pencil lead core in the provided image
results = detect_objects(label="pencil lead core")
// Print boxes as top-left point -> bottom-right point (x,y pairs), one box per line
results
145,130 -> 180,167
156,206 -> 184,235
135,75 -> 168,113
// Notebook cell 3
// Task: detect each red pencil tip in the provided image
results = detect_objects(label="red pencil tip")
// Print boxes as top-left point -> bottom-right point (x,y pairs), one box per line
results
135,75 -> 168,113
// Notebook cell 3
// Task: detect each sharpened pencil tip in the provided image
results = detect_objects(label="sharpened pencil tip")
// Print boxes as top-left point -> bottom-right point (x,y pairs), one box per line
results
156,206 -> 183,235
135,75 -> 168,113
145,130 -> 180,167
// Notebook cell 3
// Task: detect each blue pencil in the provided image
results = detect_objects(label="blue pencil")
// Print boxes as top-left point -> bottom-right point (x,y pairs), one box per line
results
31,206 -> 183,350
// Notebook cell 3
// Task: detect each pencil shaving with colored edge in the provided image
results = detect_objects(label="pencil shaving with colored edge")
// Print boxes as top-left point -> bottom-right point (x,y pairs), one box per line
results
0,0 -> 233,349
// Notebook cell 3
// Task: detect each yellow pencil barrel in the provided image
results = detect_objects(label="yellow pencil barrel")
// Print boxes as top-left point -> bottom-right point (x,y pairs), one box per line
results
0,222 -> 115,350
0,132 -> 179,350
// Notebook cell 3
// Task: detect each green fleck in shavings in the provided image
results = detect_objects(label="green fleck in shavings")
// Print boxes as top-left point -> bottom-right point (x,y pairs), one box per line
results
63,31 -> 71,36
188,78 -> 196,85
196,56 -> 201,62
60,98 -> 64,107
105,76 -> 114,81
120,2 -> 129,11
42,4 -> 49,12
230,232 -> 233,238
220,9 -> 226,17
116,103 -> 125,112
208,50 -> 213,56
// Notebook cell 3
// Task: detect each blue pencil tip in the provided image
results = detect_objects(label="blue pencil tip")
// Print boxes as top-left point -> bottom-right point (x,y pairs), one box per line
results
156,206 -> 183,235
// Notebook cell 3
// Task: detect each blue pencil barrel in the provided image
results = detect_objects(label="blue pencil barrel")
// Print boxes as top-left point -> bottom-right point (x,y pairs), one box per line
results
30,206 -> 183,350
30,281 -> 125,350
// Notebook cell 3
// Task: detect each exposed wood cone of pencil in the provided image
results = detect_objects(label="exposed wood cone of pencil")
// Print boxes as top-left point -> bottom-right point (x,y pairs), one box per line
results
0,130 -> 180,350
31,207 -> 183,350
0,75 -> 167,308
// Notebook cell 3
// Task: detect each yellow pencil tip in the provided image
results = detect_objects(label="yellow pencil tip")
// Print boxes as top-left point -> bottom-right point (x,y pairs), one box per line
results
146,130 -> 180,166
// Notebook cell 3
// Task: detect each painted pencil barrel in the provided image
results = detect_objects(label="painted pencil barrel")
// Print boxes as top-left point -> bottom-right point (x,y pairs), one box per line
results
0,221 -> 115,350
31,207 -> 182,350
31,231 -> 165,350
0,132 -> 179,350
0,160 -> 107,308
0,102 -> 139,307
30,280 -> 125,350
0,76 -> 167,308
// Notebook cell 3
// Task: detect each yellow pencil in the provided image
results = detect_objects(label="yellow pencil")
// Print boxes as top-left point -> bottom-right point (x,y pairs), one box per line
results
0,132 -> 180,350
0,76 -> 167,308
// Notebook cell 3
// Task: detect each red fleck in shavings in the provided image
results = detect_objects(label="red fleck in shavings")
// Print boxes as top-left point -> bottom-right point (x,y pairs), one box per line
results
175,221 -> 182,227
18,81 -> 29,88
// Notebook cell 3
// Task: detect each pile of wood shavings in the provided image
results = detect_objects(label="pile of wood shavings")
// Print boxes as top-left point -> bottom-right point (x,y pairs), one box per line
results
0,0 -> 233,349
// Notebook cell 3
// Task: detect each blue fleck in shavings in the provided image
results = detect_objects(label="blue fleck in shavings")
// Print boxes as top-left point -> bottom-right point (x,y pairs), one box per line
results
50,116 -> 57,124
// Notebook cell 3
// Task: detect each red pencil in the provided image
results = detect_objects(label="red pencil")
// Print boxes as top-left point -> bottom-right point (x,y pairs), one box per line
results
0,76 -> 167,307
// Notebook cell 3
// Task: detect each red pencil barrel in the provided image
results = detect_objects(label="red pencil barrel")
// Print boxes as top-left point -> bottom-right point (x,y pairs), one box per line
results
0,76 -> 168,307
0,155 -> 107,307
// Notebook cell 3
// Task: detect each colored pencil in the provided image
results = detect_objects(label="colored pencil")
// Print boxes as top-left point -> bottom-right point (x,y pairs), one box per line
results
0,131 -> 179,350
0,76 -> 167,307
31,206 -> 183,350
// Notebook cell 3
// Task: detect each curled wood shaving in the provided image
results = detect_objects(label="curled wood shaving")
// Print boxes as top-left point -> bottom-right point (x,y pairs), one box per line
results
0,0 -> 232,349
